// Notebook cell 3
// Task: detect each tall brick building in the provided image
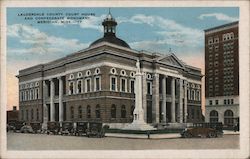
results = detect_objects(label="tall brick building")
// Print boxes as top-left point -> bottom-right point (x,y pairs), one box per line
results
204,21 -> 239,126
17,12 -> 202,128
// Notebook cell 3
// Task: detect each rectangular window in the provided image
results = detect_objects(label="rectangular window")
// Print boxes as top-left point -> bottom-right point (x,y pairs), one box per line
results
147,82 -> 152,95
231,99 -> 234,104
215,100 -> 218,105
130,80 -> 135,93
121,78 -> 126,92
224,99 -> 227,105
111,77 -> 116,91
86,79 -> 91,92
95,77 -> 100,91
209,100 -> 212,105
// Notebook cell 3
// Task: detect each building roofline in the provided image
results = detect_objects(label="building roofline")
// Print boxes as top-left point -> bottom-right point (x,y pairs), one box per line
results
204,21 -> 238,32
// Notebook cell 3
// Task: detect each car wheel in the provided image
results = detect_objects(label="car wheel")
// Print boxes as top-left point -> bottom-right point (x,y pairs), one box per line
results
183,132 -> 192,138
208,132 -> 216,138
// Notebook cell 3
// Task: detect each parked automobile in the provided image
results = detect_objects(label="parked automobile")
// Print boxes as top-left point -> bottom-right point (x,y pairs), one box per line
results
181,122 -> 223,138
7,124 -> 16,132
8,121 -> 25,132
20,125 -> 33,133
30,122 -> 42,133
47,122 -> 60,135
86,122 -> 109,138
75,122 -> 88,136
61,122 -> 74,135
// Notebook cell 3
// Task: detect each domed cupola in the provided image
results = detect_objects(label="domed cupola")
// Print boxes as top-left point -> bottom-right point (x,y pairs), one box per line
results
89,9 -> 130,48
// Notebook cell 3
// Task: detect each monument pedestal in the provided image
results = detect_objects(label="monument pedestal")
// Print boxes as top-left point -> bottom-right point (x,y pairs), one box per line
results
123,120 -> 156,130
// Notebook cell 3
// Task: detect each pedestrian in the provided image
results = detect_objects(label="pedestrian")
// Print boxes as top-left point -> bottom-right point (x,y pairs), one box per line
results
147,131 -> 150,139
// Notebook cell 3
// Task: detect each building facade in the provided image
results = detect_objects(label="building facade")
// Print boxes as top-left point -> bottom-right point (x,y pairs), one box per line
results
17,12 -> 202,127
204,21 -> 239,127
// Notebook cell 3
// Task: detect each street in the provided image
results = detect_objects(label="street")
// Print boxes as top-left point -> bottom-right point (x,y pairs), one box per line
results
7,132 -> 239,150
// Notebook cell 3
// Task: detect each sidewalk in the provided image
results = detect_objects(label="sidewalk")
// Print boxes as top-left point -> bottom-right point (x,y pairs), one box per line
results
105,133 -> 181,139
106,131 -> 239,139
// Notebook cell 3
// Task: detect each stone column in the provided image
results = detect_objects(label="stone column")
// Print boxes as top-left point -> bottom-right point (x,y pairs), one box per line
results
179,79 -> 183,123
58,77 -> 63,123
184,81 -> 188,123
161,76 -> 167,123
152,73 -> 160,123
171,77 -> 176,123
50,79 -> 55,122
42,80 -> 48,129
142,72 -> 147,122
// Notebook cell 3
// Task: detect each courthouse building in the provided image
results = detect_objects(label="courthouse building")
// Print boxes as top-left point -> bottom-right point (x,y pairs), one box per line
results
204,21 -> 239,126
17,12 -> 202,127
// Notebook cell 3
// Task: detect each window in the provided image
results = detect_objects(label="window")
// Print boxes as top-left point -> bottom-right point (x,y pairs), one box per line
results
131,105 -> 135,116
95,68 -> 100,75
36,88 -> 39,99
130,80 -> 135,93
95,77 -> 101,91
215,100 -> 218,105
86,70 -> 91,76
111,104 -> 116,118
120,70 -> 126,76
147,74 -> 152,80
231,99 -> 234,104
208,37 -> 213,44
77,80 -> 82,93
209,100 -> 213,105
36,108 -> 39,121
77,72 -> 82,78
210,110 -> 218,123
31,109 -> 34,120
110,68 -> 117,74
120,78 -> 127,92
191,108 -> 195,119
130,72 -> 135,78
96,105 -> 101,119
70,106 -> 74,119
224,110 -> 234,126
147,82 -> 152,95
87,105 -> 91,118
85,78 -> 91,92
69,74 -> 74,80
78,106 -> 82,119
121,105 -> 126,118
30,90 -> 33,100
111,77 -> 117,91
69,82 -> 74,95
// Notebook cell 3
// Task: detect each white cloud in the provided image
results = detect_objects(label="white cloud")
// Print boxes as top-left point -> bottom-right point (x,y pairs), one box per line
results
198,13 -> 238,22
7,24 -> 89,55
118,14 -> 203,50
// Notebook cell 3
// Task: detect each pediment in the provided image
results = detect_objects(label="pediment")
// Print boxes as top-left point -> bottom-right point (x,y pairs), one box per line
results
158,54 -> 185,68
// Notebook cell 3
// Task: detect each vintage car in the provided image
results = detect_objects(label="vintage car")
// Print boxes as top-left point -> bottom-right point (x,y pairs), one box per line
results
75,122 -> 88,136
20,125 -> 34,133
30,122 -> 42,133
181,122 -> 223,138
61,122 -> 75,135
8,121 -> 25,132
86,122 -> 109,138
47,122 -> 60,135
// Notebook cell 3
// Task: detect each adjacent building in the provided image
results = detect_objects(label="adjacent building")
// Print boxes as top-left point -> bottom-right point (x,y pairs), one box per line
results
204,21 -> 239,127
17,12 -> 202,128
7,106 -> 19,123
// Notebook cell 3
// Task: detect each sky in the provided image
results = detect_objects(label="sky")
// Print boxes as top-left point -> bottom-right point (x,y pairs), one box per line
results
6,7 -> 239,111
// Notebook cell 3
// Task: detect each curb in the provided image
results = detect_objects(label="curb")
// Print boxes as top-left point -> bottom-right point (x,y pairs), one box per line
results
105,133 -> 181,139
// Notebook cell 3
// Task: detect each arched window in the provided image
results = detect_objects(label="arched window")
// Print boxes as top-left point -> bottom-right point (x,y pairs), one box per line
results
87,105 -> 91,118
78,106 -> 82,119
121,105 -> 126,118
36,108 -> 39,121
70,106 -> 74,119
224,110 -> 234,126
96,105 -> 101,119
111,104 -> 116,118
31,109 -> 34,120
209,110 -> 218,123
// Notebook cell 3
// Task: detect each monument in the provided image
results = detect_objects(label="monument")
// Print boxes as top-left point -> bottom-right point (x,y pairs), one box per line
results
123,59 -> 156,130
